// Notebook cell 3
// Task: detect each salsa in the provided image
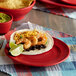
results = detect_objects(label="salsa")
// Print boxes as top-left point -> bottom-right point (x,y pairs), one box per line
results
0,13 -> 11,23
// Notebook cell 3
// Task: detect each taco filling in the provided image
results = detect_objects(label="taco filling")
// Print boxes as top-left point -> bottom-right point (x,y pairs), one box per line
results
9,29 -> 54,56
14,29 -> 47,51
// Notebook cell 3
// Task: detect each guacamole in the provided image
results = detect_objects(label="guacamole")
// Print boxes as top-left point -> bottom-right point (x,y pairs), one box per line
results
0,13 -> 11,23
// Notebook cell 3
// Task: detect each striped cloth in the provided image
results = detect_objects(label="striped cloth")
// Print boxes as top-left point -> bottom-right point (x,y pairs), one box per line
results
0,22 -> 76,76
33,1 -> 76,19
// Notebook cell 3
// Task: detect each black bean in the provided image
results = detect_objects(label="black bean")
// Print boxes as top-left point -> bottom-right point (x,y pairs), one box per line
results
37,47 -> 41,50
24,44 -> 46,51
35,45 -> 38,48
25,49 -> 30,51
33,45 -> 37,49
35,45 -> 39,49
42,45 -> 46,48
36,45 -> 41,50
40,44 -> 46,48
30,46 -> 35,50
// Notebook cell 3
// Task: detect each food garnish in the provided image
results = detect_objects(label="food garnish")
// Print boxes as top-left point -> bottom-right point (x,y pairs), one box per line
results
9,44 -> 24,56
9,42 -> 17,48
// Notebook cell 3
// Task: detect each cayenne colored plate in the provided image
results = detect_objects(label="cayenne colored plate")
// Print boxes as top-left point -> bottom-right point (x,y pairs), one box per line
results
39,0 -> 76,9
5,37 -> 70,67
62,0 -> 76,5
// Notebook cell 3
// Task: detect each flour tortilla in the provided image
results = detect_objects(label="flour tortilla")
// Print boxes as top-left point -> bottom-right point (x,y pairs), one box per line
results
10,29 -> 54,55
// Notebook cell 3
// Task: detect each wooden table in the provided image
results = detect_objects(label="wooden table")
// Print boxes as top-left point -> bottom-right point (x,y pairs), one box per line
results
0,9 -> 76,76
12,9 -> 76,36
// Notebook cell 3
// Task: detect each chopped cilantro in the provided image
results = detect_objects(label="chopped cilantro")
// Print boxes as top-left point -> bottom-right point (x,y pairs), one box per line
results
20,35 -> 22,38
46,41 -> 47,44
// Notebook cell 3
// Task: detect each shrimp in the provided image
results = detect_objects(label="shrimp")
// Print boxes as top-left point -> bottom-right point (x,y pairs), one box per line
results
16,38 -> 31,49
28,36 -> 38,46
23,39 -> 31,49
37,33 -> 47,45
16,38 -> 23,44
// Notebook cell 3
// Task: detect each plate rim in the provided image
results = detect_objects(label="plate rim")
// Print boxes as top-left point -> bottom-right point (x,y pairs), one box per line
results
62,0 -> 76,5
5,37 -> 70,67
39,0 -> 76,9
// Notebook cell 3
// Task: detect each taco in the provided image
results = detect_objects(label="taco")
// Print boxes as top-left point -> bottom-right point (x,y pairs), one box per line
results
9,29 -> 54,56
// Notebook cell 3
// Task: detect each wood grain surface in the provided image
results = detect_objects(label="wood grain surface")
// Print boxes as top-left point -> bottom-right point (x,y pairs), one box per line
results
12,9 -> 76,36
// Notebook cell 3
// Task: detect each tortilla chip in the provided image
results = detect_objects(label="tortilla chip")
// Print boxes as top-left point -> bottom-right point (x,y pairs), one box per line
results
0,0 -> 34,9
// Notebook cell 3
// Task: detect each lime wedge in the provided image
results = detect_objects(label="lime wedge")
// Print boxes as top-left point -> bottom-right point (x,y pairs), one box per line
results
9,42 -> 17,48
9,44 -> 24,56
